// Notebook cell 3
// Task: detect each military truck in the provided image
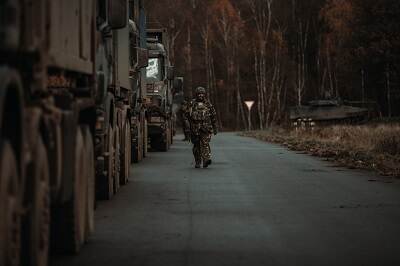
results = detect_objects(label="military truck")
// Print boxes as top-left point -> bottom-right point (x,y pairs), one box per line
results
96,0 -> 149,200
0,0 -> 147,265
145,29 -> 176,151
129,3 -> 149,163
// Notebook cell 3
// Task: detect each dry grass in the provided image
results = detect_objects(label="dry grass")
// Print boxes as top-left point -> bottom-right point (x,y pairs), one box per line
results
241,124 -> 400,177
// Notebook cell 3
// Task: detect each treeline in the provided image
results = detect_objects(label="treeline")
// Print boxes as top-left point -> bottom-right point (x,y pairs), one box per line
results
145,0 -> 400,130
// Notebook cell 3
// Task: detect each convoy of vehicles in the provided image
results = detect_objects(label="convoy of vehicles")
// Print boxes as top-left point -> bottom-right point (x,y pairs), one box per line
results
0,1 -> 178,265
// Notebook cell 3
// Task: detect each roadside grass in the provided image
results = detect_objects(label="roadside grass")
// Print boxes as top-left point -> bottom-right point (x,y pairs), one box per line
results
240,124 -> 400,178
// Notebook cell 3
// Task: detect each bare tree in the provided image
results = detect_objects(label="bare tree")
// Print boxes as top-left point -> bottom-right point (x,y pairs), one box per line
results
247,0 -> 273,129
232,22 -> 247,129
201,8 -> 222,126
209,0 -> 246,128
294,18 -> 309,106
184,24 -> 193,98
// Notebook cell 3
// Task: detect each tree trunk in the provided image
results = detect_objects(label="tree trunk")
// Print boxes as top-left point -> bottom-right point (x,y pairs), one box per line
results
184,25 -> 193,98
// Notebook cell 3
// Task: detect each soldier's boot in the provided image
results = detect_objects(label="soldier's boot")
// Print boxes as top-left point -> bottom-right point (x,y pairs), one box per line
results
186,132 -> 192,141
194,154 -> 202,169
195,161 -> 201,168
203,159 -> 212,168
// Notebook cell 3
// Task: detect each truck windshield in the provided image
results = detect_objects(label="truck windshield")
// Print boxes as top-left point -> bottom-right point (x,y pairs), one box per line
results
146,58 -> 162,82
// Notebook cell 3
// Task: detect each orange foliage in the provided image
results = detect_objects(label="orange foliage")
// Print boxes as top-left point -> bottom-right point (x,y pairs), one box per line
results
209,0 -> 243,30
320,0 -> 355,40
320,0 -> 355,64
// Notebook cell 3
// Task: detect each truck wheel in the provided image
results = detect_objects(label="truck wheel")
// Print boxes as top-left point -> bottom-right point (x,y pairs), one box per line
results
138,127 -> 143,162
160,138 -> 169,152
113,125 -> 120,194
107,126 -> 115,199
166,129 -> 171,151
120,120 -> 130,185
27,138 -> 50,266
99,126 -> 114,200
54,128 -> 87,254
0,141 -> 21,266
68,128 -> 86,253
150,137 -> 167,152
143,120 -> 148,158
131,143 -> 137,163
169,127 -> 172,149
170,121 -> 174,144
82,127 -> 95,240
132,123 -> 142,163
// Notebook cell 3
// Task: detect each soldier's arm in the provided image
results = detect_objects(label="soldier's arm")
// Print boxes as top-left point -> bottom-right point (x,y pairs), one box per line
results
183,101 -> 192,126
209,103 -> 218,134
182,110 -> 189,126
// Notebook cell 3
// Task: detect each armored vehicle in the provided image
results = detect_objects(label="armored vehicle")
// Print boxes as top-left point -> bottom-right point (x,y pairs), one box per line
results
290,99 -> 369,126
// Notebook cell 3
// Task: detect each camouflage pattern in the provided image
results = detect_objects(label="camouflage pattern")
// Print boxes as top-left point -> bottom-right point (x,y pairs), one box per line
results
184,96 -> 217,166
192,131 -> 212,164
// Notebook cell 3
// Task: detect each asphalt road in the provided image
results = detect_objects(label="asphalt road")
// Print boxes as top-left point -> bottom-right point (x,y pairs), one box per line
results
53,133 -> 400,266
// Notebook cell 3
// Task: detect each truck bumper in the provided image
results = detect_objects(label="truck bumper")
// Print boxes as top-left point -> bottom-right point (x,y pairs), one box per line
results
148,123 -> 166,137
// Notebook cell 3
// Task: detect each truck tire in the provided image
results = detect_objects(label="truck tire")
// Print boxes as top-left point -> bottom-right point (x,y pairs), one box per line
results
43,121 -> 62,200
165,128 -> 171,151
82,126 -> 95,240
132,122 -> 143,163
99,126 -> 114,200
54,128 -> 87,254
153,137 -> 168,152
120,120 -> 130,185
162,142 -> 168,152
143,119 -> 148,158
0,141 -> 21,266
170,121 -> 174,144
168,127 -> 172,148
138,126 -> 143,162
113,125 -> 120,194
26,138 -> 50,266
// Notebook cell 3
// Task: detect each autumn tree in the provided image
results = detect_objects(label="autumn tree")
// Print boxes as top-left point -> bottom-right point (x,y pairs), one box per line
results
319,0 -> 355,98
145,0 -> 400,129
208,0 -> 246,128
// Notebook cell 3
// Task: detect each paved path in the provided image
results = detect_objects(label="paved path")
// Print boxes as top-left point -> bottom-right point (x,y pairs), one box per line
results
53,133 -> 400,266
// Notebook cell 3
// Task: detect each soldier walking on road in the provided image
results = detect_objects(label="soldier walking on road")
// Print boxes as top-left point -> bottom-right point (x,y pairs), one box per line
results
184,87 -> 218,168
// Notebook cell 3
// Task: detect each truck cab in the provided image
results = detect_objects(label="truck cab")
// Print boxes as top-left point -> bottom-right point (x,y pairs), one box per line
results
146,29 -> 175,151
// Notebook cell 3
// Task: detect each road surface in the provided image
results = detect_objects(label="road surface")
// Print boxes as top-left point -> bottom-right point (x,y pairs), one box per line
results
53,133 -> 400,266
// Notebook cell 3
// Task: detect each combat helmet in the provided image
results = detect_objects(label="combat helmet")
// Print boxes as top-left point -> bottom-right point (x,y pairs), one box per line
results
195,86 -> 206,102
195,86 -> 206,95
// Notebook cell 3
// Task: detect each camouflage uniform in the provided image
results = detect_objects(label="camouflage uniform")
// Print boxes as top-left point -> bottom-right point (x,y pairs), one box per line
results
185,87 -> 217,168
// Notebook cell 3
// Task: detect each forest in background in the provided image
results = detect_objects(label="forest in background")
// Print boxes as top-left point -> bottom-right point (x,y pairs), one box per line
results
145,0 -> 400,130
